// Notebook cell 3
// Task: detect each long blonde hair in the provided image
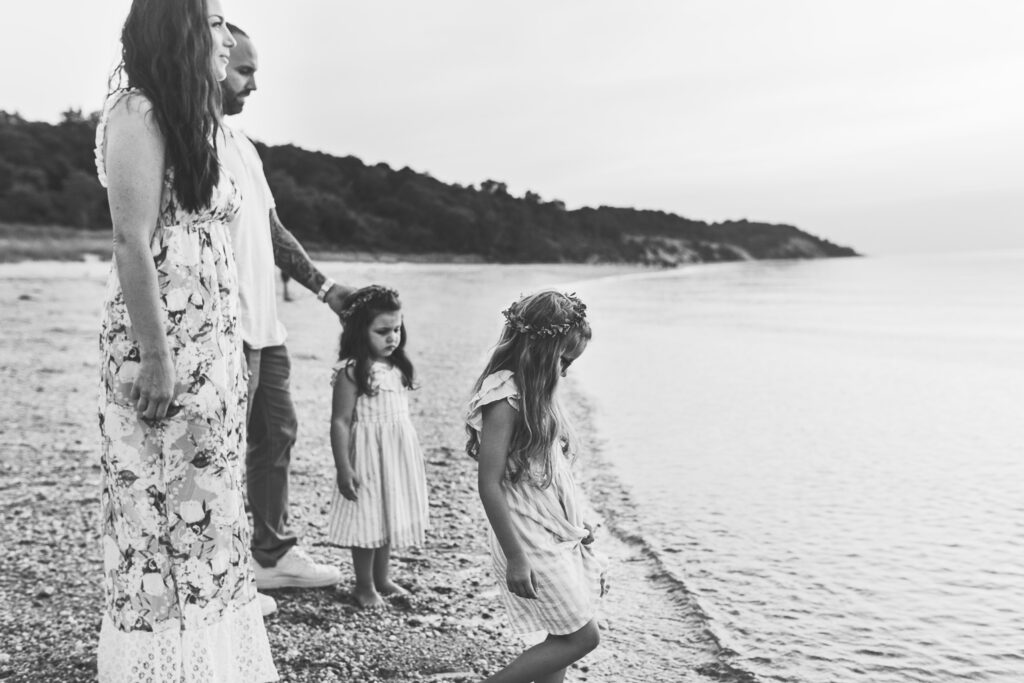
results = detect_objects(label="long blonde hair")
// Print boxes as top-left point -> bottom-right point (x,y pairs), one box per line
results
467,290 -> 591,487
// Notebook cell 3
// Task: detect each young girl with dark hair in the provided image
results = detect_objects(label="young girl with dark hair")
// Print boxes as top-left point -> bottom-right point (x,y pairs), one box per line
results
327,286 -> 429,609
467,290 -> 608,683
95,0 -> 277,680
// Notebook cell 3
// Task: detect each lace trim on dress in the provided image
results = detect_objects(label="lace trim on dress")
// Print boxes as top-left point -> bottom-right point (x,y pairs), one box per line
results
97,597 -> 278,683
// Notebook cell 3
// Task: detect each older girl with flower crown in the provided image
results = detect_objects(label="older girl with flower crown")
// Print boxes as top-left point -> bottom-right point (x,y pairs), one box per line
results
327,286 -> 429,609
467,290 -> 608,683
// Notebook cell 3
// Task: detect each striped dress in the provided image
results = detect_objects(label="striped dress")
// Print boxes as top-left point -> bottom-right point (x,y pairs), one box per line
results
467,371 -> 607,637
327,359 -> 429,549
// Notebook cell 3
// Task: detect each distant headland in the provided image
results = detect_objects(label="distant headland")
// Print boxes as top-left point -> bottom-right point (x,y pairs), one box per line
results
0,109 -> 857,264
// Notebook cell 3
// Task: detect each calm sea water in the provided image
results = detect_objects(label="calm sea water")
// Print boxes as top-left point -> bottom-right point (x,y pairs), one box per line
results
570,251 -> 1024,683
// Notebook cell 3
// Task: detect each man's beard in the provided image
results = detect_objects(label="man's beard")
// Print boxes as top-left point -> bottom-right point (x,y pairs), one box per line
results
222,92 -> 245,116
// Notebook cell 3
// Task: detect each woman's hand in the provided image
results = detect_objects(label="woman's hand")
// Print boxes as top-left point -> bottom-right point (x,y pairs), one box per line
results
337,468 -> 361,501
506,556 -> 538,599
132,352 -> 176,421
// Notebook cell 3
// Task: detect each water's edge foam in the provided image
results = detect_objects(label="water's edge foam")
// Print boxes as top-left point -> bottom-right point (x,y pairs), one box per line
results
566,383 -> 760,683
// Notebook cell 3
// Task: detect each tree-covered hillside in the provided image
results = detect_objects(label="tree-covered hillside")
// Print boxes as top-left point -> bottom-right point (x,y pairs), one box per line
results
0,110 -> 857,264
0,111 -> 109,230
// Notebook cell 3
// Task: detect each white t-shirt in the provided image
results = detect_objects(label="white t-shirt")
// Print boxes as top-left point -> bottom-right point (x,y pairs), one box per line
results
221,122 -> 287,349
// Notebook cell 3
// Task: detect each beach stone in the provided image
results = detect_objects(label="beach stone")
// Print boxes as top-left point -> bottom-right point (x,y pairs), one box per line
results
1,261 -> 697,683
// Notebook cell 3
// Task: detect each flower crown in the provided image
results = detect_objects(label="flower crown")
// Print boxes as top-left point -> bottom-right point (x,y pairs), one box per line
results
501,292 -> 588,339
339,285 -> 400,323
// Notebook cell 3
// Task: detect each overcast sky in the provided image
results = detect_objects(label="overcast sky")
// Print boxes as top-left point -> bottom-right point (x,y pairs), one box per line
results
2,1 -> 1021,255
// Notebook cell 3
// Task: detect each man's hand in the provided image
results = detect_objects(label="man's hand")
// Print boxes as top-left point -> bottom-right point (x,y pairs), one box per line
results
324,283 -> 355,318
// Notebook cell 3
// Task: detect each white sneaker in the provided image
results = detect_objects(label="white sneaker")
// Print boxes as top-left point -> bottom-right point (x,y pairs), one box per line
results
257,592 -> 277,617
254,547 -> 342,590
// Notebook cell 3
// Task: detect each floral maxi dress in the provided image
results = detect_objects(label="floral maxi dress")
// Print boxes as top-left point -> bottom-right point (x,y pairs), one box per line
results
95,90 -> 278,683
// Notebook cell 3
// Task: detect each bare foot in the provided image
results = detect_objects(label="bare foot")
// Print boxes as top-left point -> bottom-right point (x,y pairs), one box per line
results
376,579 -> 409,597
354,586 -> 386,609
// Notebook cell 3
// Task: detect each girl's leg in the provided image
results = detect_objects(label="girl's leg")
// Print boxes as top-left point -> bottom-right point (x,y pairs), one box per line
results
351,548 -> 384,608
484,620 -> 600,683
372,543 -> 409,596
534,669 -> 567,683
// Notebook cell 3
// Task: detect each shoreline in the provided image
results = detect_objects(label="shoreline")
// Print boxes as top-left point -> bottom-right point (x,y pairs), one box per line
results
0,260 -> 720,682
564,387 -> 757,682
0,224 -> 858,267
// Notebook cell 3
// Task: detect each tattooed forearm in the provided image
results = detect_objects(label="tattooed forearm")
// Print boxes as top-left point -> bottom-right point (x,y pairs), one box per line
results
269,208 -> 326,293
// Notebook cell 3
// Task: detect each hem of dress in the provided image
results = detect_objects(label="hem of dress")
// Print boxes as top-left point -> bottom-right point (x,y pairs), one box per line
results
325,536 -> 427,550
509,611 -> 596,639
97,596 -> 279,683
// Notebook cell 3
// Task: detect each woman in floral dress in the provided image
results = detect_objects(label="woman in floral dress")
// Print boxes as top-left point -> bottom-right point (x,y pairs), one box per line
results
95,0 -> 277,680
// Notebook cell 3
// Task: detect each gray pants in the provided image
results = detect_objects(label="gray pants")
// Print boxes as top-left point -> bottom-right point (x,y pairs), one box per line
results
245,344 -> 299,568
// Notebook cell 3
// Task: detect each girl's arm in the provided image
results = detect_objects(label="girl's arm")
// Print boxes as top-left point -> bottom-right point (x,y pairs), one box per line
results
330,367 -> 360,501
104,95 -> 175,421
478,400 -> 538,599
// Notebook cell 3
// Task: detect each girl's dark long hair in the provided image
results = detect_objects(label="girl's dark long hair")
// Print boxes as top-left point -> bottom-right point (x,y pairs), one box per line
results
108,0 -> 222,213
337,287 -> 415,396
466,291 -> 591,487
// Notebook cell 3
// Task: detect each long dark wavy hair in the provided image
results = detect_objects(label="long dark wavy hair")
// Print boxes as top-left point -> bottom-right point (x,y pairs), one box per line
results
108,0 -> 222,213
466,291 -> 591,487
337,286 -> 415,396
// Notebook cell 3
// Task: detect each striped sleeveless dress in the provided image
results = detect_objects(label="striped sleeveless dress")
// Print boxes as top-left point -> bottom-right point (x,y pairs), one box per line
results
327,359 -> 429,548
466,370 -> 607,637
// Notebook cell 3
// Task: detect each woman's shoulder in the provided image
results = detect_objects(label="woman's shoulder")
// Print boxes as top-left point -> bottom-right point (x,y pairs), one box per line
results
105,88 -> 155,121
95,89 -> 159,189
98,89 -> 162,150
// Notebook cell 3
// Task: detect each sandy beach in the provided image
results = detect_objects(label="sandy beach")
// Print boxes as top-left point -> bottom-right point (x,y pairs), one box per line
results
0,259 -> 733,682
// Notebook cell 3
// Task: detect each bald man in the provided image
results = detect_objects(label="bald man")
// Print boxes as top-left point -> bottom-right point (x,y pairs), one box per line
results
220,24 -> 350,600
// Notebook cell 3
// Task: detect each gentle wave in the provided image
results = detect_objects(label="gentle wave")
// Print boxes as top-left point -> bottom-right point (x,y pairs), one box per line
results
569,252 -> 1024,683
569,389 -> 763,683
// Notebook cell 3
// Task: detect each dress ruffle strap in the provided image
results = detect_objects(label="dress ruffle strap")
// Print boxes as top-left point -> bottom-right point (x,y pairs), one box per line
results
466,370 -> 519,432
94,89 -> 139,189
330,358 -> 356,386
